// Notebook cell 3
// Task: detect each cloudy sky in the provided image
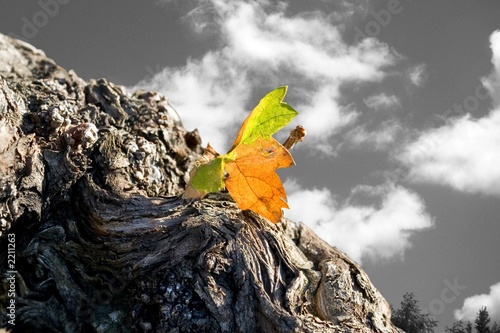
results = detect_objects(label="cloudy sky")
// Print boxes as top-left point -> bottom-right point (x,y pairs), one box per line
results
2,0 -> 499,329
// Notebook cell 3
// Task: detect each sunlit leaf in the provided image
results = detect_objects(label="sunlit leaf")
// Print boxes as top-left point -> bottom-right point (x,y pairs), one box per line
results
190,157 -> 225,194
229,86 -> 298,149
184,86 -> 300,223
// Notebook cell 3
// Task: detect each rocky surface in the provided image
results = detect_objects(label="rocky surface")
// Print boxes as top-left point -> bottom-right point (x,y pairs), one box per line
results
0,33 -> 404,333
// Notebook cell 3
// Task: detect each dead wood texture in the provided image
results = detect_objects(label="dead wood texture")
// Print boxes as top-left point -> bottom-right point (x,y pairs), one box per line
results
0,33 -> 404,333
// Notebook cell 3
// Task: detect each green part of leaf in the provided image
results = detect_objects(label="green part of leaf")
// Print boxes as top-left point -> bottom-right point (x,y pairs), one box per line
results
230,86 -> 298,150
190,157 -> 226,193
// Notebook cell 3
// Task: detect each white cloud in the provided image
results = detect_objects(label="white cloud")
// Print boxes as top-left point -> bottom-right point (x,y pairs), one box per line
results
399,105 -> 500,197
135,52 -> 251,152
454,281 -> 500,322
344,119 -> 402,151
398,31 -> 500,197
482,30 -> 500,107
284,179 -> 433,263
364,93 -> 400,111
407,64 -> 427,87
294,85 -> 359,155
133,0 -> 401,153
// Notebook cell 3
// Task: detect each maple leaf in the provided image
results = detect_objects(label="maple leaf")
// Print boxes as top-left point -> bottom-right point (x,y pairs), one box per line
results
184,86 -> 301,223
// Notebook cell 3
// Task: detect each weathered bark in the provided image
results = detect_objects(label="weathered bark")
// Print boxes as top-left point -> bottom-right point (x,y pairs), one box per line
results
0,33 -> 404,333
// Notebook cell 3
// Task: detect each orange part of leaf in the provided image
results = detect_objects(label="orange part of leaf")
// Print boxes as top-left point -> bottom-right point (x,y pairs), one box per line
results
225,137 -> 294,223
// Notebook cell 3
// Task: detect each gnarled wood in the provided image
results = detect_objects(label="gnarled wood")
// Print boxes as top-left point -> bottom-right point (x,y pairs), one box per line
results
0,33 -> 403,333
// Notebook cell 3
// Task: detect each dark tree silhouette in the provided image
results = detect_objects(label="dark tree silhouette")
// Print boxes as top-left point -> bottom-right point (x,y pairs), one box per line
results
491,322 -> 500,333
445,320 -> 473,333
447,307 -> 500,333
391,292 -> 438,333
475,307 -> 492,333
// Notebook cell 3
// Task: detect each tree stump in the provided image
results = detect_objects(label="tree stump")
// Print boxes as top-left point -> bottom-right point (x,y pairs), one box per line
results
0,33 -> 404,333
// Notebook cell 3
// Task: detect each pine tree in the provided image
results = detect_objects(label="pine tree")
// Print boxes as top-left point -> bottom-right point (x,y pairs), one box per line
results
491,322 -> 500,333
475,307 -> 491,333
445,320 -> 465,333
446,320 -> 467,333
445,320 -> 475,333
466,321 -> 473,333
391,292 -> 438,333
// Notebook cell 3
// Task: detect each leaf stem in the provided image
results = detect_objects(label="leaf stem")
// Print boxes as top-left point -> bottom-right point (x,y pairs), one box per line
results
282,126 -> 306,150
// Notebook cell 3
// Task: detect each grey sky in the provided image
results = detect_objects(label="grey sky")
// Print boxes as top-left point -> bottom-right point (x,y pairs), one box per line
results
1,0 -> 500,330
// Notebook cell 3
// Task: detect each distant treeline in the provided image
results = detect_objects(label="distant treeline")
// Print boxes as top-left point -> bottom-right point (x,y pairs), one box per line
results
391,292 -> 499,333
